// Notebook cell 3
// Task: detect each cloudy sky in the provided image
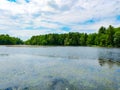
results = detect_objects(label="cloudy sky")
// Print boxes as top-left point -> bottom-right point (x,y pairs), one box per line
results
0,0 -> 120,40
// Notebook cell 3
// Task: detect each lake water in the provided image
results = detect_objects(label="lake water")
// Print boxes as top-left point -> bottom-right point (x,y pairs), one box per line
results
0,46 -> 120,90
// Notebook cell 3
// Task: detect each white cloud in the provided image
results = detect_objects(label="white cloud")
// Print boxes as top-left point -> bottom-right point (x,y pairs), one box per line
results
0,0 -> 120,40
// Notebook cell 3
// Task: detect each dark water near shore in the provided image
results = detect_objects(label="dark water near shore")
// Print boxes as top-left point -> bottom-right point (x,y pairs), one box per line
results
0,46 -> 120,90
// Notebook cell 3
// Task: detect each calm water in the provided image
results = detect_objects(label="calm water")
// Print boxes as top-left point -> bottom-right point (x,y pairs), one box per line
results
0,46 -> 120,90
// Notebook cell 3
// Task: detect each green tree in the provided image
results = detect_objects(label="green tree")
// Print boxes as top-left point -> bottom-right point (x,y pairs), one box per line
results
114,31 -> 120,47
23,25 -> 120,47
0,34 -> 23,45
98,26 -> 106,34
80,33 -> 88,46
87,33 -> 97,46
106,25 -> 115,46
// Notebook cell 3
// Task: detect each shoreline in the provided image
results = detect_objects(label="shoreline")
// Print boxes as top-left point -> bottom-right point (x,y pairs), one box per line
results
0,45 -> 119,48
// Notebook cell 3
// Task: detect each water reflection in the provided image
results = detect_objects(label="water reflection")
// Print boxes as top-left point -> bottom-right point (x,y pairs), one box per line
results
0,46 -> 120,90
0,54 -> 9,56
49,77 -> 71,90
98,58 -> 120,68
2,77 -> 76,90
98,48 -> 120,68
98,48 -> 120,61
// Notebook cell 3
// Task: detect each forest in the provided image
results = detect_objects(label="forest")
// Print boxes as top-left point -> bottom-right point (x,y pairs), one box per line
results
0,34 -> 23,45
0,25 -> 120,47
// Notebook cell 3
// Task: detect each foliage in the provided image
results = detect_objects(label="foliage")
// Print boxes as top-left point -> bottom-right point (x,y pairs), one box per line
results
0,34 -> 23,45
0,25 -> 120,47
25,25 -> 120,47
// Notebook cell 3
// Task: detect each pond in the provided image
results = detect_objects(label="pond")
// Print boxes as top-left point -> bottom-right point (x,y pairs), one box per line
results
0,46 -> 120,90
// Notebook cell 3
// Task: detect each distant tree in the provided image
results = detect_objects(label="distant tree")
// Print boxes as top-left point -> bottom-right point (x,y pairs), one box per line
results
98,26 -> 106,34
114,31 -> 120,47
106,25 -> 115,46
99,34 -> 107,46
64,32 -> 80,46
87,33 -> 97,46
80,33 -> 88,46
24,25 -> 120,47
0,34 -> 23,45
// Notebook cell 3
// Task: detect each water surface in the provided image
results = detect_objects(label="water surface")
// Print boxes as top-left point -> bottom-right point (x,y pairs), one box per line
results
0,46 -> 120,90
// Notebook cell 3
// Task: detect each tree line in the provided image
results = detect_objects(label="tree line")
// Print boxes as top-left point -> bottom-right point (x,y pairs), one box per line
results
0,25 -> 120,47
0,34 -> 23,45
25,25 -> 120,47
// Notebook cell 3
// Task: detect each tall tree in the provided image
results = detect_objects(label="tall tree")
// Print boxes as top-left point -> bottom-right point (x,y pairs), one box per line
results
106,25 -> 115,46
80,33 -> 88,46
114,31 -> 120,47
98,26 -> 106,34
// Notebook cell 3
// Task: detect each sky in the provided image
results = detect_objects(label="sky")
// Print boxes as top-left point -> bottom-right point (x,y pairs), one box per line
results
0,0 -> 120,40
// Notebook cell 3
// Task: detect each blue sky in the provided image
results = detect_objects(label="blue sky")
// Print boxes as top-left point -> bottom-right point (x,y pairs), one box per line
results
0,0 -> 120,40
